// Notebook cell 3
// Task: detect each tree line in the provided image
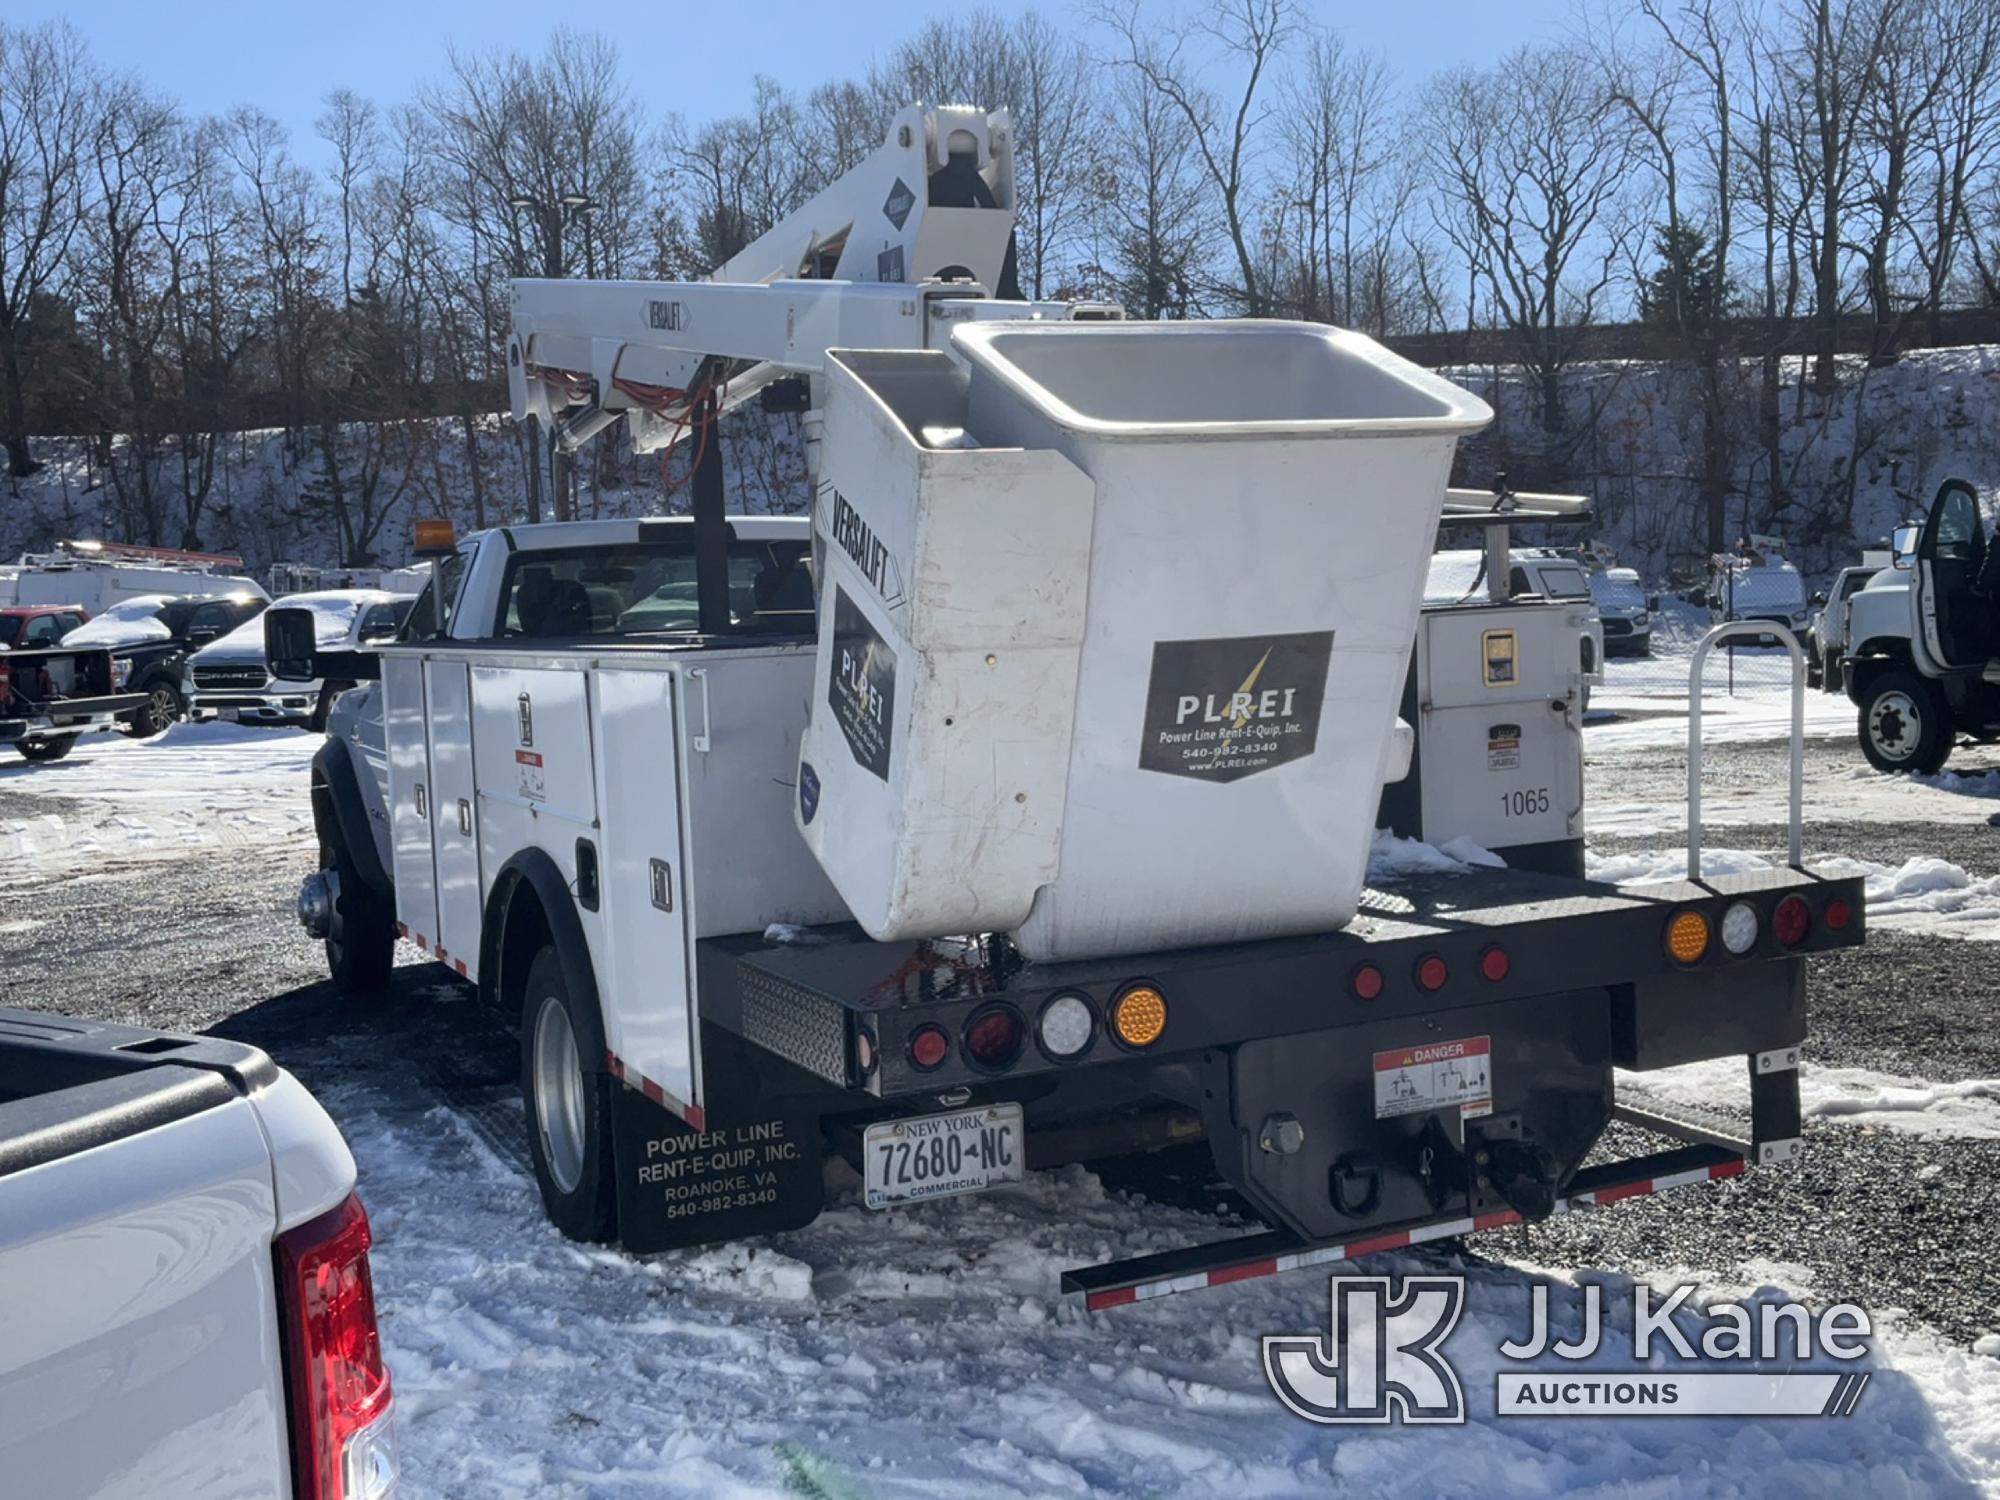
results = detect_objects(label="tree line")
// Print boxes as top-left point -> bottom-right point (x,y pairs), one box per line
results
1,0 -> 1996,558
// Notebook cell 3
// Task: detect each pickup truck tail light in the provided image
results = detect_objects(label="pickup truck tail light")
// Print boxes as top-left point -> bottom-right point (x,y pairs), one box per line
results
276,1192 -> 398,1500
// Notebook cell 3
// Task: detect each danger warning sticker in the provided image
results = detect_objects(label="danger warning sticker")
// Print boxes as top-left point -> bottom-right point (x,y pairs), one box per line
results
516,748 -> 545,802
1373,1035 -> 1493,1120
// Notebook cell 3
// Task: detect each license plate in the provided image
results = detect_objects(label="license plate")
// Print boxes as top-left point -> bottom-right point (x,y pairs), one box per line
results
219,708 -> 239,721
863,1103 -> 1024,1209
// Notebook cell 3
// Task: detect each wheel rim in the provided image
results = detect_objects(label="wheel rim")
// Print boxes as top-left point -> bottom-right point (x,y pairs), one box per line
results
532,994 -> 587,1195
1868,691 -> 1922,763
150,685 -> 177,727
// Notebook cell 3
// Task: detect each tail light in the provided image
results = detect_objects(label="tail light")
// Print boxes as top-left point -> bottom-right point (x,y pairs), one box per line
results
275,1193 -> 397,1500
1349,962 -> 1385,1001
1825,897 -> 1852,932
0,659 -> 11,706
1414,954 -> 1449,992
1110,984 -> 1168,1048
1665,909 -> 1711,964
963,1005 -> 1026,1071
1478,946 -> 1510,982
1773,894 -> 1812,948
907,1024 -> 950,1071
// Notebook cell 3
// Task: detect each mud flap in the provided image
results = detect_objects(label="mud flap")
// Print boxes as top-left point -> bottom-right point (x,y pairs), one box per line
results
610,1085 -> 825,1254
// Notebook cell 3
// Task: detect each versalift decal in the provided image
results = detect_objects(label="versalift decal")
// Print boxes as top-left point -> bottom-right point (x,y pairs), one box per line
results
829,587 -> 895,780
883,176 -> 915,230
1139,631 -> 1333,783
877,245 -> 906,284
819,483 -> 906,610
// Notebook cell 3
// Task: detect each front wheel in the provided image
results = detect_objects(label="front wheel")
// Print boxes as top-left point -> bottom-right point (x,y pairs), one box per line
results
129,680 -> 182,738
522,945 -> 616,1243
319,831 -> 394,994
1859,671 -> 1952,775
17,735 -> 77,762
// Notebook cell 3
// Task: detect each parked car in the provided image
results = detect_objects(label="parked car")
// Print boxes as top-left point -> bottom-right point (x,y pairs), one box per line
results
0,603 -> 89,652
0,1006 -> 396,1498
1707,548 -> 1810,643
61,592 -> 268,737
1587,566 -> 1652,657
188,589 -> 412,731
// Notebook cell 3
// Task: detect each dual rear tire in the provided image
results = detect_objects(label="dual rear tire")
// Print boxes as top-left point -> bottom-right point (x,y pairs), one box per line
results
521,946 -> 617,1244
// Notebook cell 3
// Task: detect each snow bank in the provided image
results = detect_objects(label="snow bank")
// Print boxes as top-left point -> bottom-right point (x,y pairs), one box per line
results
1620,1056 -> 2000,1142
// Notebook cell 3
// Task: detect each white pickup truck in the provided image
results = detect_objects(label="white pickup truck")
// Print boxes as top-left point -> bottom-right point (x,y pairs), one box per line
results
0,1007 -> 396,1499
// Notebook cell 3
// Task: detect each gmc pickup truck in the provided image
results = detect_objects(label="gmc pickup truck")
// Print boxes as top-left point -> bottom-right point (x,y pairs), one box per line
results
0,1008 -> 396,1499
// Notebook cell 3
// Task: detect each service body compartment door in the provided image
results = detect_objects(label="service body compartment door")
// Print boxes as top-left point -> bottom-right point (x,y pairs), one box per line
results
425,660 -> 482,974
382,653 -> 438,945
1417,604 -> 1582,854
593,668 -> 697,1108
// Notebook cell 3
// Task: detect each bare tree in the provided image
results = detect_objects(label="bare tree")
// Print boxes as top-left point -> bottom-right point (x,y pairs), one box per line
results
1086,67 -> 1212,317
317,89 -> 380,309
1097,0 -> 1296,315
1426,44 -> 1636,431
0,20 -> 92,478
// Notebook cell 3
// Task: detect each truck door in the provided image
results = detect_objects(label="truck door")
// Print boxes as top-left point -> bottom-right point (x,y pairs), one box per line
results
1915,479 -> 1986,668
425,660 -> 483,975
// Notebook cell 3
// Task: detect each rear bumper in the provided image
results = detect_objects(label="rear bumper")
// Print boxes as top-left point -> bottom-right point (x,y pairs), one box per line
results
0,692 -> 146,743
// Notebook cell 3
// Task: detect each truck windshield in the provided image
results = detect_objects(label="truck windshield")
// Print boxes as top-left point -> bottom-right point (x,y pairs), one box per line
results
496,540 -> 814,639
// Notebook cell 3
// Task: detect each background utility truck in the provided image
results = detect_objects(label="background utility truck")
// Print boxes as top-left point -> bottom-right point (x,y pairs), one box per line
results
275,103 -> 1864,1309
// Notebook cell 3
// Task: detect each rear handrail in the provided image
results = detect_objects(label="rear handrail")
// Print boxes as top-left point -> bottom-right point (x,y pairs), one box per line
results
1688,622 -> 1805,877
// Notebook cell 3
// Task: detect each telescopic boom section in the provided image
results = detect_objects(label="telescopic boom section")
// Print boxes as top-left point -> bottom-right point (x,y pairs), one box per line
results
505,103 -> 1023,458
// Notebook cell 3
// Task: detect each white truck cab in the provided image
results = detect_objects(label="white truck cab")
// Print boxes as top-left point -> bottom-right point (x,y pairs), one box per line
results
1845,479 -> 1997,773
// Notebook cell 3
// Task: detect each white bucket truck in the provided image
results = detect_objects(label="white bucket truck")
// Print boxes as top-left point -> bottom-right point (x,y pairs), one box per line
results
274,104 -> 1865,1308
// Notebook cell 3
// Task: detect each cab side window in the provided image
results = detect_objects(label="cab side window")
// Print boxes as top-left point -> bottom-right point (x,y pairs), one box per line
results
1508,566 -> 1533,599
1935,491 -> 1982,563
21,614 -> 63,646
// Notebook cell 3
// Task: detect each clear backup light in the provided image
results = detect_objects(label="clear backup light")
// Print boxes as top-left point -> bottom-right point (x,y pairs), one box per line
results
1720,900 -> 1759,955
1037,993 -> 1095,1058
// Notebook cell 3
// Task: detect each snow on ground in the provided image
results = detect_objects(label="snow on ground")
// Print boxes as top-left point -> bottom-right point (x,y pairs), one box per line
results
327,1051 -> 2000,1500
0,721 -> 314,886
1620,1054 -> 2000,1143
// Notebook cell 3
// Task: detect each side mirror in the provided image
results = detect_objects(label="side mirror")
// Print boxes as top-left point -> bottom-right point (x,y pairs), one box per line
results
187,626 -> 220,647
265,606 -> 381,684
1646,594 -> 1662,611
1891,523 -> 1919,566
1810,591 -> 1828,607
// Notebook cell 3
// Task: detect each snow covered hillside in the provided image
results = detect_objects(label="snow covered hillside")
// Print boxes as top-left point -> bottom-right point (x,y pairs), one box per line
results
7,344 -> 1998,591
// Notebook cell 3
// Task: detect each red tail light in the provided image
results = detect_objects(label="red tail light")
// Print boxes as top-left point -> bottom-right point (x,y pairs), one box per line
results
1773,894 -> 1812,949
1479,946 -> 1510,983
275,1193 -> 397,1500
963,1005 -> 1025,1071
1415,954 -> 1449,992
1349,962 -> 1384,1001
908,1024 -> 950,1071
1825,898 -> 1852,932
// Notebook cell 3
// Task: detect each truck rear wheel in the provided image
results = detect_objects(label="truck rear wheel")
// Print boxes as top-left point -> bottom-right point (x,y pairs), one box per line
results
17,736 -> 77,762
320,834 -> 394,994
1859,671 -> 1951,775
522,946 -> 616,1243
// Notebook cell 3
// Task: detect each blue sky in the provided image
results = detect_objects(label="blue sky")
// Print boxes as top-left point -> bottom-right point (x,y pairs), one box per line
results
15,0 -> 1574,163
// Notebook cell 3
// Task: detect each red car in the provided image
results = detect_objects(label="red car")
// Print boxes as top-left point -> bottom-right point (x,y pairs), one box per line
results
0,603 -> 90,651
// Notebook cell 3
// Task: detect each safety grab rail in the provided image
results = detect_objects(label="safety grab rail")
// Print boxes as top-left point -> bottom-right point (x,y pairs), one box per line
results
1687,622 -> 1805,878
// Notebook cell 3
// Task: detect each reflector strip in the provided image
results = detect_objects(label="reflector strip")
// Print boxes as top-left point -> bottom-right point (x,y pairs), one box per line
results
1079,1158 -> 1743,1312
605,1050 -> 707,1132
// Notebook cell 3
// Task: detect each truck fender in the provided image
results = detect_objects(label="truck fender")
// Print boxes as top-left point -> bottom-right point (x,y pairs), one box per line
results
1843,639 -> 1912,704
479,849 -> 607,1075
309,736 -> 391,899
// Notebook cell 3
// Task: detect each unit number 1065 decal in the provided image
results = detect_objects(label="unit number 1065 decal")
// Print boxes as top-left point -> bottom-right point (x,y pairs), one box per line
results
1500,787 -> 1551,817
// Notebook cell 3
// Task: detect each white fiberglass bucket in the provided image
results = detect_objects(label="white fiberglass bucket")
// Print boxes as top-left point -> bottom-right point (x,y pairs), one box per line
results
798,319 -> 1491,961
